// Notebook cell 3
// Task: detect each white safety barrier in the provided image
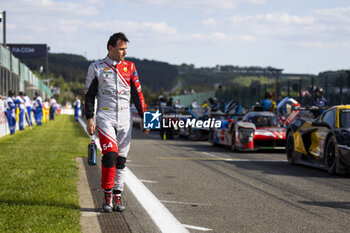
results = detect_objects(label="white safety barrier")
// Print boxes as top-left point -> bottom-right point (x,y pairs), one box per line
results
0,99 -> 36,138
0,99 -> 9,137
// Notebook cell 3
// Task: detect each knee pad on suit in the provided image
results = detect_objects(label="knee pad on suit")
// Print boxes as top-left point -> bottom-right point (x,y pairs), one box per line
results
116,156 -> 126,169
102,151 -> 118,168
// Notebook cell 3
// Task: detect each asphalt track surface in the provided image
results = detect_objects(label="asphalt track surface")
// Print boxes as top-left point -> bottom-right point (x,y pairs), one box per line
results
124,128 -> 350,233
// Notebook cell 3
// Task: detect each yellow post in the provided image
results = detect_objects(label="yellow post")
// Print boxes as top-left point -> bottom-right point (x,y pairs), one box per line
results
16,106 -> 19,121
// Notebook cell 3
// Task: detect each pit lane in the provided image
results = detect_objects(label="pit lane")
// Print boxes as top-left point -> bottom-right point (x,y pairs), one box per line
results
125,128 -> 350,232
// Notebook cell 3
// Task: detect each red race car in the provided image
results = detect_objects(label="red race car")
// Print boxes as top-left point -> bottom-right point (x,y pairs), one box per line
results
232,111 -> 286,151
209,111 -> 286,151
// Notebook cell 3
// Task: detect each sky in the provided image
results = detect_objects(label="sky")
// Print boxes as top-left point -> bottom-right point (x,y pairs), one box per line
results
1,0 -> 350,74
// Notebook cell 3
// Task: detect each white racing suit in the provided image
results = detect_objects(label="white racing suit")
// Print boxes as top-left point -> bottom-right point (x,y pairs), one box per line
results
84,56 -> 146,191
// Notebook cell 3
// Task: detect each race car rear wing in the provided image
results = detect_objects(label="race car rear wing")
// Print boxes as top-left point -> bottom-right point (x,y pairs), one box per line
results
291,106 -> 329,111
285,106 -> 330,123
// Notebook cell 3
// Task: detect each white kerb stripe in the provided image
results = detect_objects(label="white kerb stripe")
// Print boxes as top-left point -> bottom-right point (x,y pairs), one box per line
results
125,169 -> 188,233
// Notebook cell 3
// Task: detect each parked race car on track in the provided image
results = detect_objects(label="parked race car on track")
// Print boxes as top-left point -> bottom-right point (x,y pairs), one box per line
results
286,105 -> 350,174
210,111 -> 286,151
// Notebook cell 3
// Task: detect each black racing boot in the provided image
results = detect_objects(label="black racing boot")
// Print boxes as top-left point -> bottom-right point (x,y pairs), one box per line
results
113,190 -> 126,212
102,189 -> 113,213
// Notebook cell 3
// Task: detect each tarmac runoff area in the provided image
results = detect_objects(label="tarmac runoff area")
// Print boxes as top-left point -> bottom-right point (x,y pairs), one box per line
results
77,118 -> 191,233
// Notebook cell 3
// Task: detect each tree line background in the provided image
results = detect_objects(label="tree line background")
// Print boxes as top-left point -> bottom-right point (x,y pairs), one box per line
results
21,53 -> 350,107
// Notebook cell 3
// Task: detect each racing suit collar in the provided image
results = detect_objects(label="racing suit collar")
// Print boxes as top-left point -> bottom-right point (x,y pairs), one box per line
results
105,55 -> 123,66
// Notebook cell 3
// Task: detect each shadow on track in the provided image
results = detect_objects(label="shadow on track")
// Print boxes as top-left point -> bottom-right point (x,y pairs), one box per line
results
222,159 -> 350,179
170,142 -> 286,155
0,198 -> 80,210
298,201 -> 350,210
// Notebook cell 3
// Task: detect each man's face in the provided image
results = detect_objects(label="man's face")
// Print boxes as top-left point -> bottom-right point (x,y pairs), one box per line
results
108,40 -> 127,62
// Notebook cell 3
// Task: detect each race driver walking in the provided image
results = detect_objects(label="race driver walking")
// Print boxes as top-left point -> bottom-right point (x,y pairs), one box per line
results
84,32 -> 149,213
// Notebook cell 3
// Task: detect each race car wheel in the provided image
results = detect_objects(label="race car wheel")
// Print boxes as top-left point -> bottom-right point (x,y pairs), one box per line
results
231,130 -> 236,151
325,135 -> 338,175
286,131 -> 295,164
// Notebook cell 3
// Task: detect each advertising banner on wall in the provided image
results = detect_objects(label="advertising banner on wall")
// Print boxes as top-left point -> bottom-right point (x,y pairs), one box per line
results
6,44 -> 48,58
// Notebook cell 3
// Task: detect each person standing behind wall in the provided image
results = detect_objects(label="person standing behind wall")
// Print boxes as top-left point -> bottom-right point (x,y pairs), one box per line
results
33,92 -> 43,126
260,92 -> 273,111
49,96 -> 57,120
312,87 -> 327,117
73,96 -> 80,122
42,99 -> 49,123
270,93 -> 277,114
5,91 -> 17,134
24,93 -> 33,126
16,92 -> 26,130
313,88 -> 327,107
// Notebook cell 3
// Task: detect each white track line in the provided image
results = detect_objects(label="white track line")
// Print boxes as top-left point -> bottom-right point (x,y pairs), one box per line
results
79,118 -> 189,233
139,179 -> 159,184
183,224 -> 213,231
203,152 -> 224,159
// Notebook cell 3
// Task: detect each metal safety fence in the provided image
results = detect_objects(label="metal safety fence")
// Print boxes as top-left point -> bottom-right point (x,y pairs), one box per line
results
216,72 -> 349,108
170,91 -> 216,107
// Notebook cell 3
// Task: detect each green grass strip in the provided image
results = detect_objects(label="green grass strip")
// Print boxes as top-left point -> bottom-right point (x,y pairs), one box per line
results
0,115 -> 89,233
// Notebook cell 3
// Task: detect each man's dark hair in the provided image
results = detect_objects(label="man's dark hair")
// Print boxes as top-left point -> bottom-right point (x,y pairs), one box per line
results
107,32 -> 129,50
